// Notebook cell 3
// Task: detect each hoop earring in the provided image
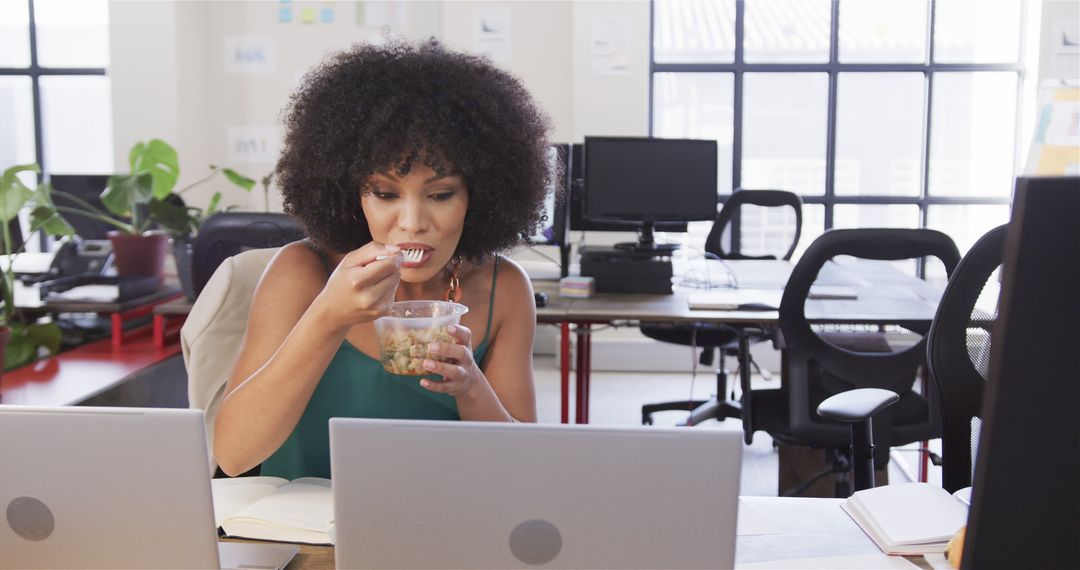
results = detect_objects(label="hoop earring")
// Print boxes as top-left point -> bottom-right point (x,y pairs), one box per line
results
445,257 -> 462,302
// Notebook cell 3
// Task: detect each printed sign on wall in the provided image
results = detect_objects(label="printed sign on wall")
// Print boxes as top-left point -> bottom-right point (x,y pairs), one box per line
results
224,36 -> 276,74
473,7 -> 510,63
227,126 -> 281,164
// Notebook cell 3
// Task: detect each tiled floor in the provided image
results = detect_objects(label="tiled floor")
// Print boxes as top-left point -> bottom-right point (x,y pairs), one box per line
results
531,355 -> 931,497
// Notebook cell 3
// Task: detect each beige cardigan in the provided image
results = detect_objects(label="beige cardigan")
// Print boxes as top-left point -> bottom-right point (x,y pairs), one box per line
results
181,247 -> 279,473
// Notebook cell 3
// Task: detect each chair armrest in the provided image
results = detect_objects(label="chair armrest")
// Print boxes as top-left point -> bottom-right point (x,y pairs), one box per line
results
817,388 -> 899,423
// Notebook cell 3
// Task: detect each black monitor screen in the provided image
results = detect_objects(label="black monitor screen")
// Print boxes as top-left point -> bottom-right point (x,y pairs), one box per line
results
48,174 -> 114,240
583,137 -> 717,225
568,143 -> 687,233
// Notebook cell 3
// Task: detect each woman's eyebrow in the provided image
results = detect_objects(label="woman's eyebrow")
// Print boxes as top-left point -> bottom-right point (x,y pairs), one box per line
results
423,173 -> 463,184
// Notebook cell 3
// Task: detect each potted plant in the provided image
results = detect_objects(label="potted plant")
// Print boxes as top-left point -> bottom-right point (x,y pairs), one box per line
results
51,139 -> 254,290
0,164 -> 77,375
153,162 -> 256,301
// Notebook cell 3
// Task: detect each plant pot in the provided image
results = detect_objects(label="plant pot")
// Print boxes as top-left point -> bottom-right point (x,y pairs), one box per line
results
107,231 -> 169,284
172,235 -> 196,301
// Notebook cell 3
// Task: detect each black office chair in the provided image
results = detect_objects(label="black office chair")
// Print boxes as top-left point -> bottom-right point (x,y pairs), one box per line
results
744,228 -> 960,497
641,189 -> 802,426
926,224 -> 1007,493
192,212 -> 306,299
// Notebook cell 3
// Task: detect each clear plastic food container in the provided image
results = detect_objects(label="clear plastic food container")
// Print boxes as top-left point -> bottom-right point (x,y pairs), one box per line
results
373,301 -> 469,376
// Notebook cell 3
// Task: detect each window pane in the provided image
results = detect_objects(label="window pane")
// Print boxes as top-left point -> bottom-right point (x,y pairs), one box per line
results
34,0 -> 109,68
792,203 -> 824,261
934,0 -> 1022,63
726,203 -> 801,259
0,1 -> 31,67
744,0 -> 830,63
654,0 -> 735,64
928,72 -> 1017,197
0,77 -> 36,167
742,73 -> 827,196
653,72 -> 734,195
833,204 -> 920,229
835,73 -> 925,197
838,0 -> 929,63
926,205 -> 1010,256
925,204 -> 1010,281
40,76 -> 114,174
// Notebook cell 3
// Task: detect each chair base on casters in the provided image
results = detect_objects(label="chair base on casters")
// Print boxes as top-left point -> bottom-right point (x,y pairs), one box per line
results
641,398 -> 741,426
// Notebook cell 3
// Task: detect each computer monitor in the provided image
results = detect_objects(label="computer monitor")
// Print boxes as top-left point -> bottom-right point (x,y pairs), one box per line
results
568,143 -> 688,234
48,174 -> 115,240
582,137 -> 716,252
962,176 -> 1079,569
528,144 -> 569,248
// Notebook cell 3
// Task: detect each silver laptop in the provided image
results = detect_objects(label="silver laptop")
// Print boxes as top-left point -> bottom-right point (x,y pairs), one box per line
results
0,406 -> 297,570
330,418 -> 742,569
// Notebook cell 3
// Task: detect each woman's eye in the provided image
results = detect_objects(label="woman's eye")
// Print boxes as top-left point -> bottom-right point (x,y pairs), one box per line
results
371,191 -> 398,200
430,191 -> 456,201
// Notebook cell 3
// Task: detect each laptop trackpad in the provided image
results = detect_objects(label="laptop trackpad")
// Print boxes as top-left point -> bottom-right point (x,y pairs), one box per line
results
218,541 -> 300,570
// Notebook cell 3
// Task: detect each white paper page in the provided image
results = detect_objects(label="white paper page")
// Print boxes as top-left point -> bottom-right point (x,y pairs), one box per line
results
232,478 -> 334,532
952,486 -> 972,506
738,554 -> 921,569
211,476 -> 288,527
736,499 -> 781,536
851,483 -> 967,546
46,284 -> 118,302
688,288 -> 782,311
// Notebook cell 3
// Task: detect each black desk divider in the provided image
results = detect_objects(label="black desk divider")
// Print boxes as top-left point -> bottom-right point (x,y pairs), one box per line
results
963,176 -> 1080,569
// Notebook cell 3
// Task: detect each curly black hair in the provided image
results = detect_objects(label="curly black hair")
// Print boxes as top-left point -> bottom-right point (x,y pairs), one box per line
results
275,39 -> 554,260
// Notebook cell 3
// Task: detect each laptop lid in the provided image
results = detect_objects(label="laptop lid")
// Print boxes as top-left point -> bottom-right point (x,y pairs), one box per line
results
330,419 -> 742,569
0,406 -> 296,570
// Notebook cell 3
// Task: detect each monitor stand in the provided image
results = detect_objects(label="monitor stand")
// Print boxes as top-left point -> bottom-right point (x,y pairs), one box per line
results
613,221 -> 679,256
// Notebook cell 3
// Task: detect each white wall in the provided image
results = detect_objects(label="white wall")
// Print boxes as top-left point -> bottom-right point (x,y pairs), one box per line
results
107,0 -> 651,213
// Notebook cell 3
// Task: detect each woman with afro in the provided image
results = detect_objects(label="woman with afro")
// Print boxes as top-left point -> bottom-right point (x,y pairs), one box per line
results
214,40 -> 553,478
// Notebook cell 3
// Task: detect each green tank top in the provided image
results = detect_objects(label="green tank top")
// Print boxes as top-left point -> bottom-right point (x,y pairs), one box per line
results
260,251 -> 500,480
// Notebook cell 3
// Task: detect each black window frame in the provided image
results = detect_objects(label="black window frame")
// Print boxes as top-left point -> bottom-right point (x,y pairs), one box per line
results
0,0 -> 110,179
648,0 -> 1022,237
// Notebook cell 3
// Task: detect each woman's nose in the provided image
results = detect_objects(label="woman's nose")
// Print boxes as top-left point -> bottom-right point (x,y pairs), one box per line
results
396,197 -> 428,233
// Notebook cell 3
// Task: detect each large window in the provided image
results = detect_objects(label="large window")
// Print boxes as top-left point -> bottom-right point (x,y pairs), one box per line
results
650,0 -> 1024,264
0,0 -> 112,248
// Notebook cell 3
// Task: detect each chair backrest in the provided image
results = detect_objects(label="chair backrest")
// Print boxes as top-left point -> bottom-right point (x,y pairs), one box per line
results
705,189 -> 803,260
776,228 -> 960,460
926,225 -> 1007,492
182,247 -> 280,474
192,212 -> 305,298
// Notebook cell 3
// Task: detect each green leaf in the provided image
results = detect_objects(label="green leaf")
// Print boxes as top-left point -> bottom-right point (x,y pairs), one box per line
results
25,321 -> 62,355
101,172 -> 154,220
139,139 -> 180,200
222,168 -> 256,191
30,206 -> 76,237
0,174 -> 33,223
148,198 -> 195,235
1,163 -> 40,190
206,191 -> 222,215
4,332 -> 36,371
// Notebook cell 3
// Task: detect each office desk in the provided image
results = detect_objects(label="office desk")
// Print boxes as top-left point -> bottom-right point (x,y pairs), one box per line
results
551,260 -> 943,424
225,497 -> 942,569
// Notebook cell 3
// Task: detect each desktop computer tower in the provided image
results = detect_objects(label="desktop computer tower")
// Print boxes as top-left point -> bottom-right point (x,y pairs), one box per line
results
578,246 -> 673,294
